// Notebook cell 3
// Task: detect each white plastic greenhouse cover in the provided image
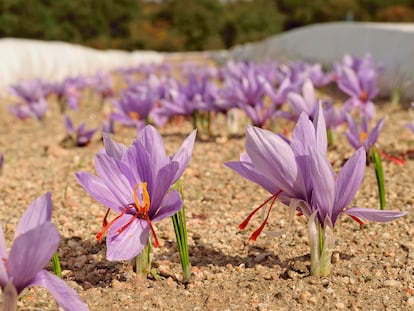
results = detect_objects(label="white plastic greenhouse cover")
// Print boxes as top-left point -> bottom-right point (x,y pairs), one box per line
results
222,22 -> 414,98
0,38 -> 164,90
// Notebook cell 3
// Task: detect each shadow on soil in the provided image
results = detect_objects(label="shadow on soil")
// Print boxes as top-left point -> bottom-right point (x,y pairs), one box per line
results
58,236 -> 127,289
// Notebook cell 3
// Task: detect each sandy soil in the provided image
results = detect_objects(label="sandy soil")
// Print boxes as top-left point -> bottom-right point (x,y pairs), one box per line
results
0,89 -> 413,311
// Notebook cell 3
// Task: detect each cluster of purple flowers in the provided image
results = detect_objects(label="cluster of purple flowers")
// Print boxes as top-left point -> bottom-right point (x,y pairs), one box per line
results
6,53 -> 391,151
1,52 -> 411,309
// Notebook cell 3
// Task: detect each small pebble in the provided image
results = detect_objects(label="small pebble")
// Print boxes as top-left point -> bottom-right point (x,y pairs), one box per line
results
384,279 -> 402,288
407,297 -> 414,307
299,290 -> 311,303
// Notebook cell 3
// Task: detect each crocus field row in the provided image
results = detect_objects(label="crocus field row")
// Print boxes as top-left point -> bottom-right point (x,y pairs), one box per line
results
0,54 -> 410,310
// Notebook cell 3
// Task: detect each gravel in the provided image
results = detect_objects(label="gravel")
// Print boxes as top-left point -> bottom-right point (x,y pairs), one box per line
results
0,86 -> 413,310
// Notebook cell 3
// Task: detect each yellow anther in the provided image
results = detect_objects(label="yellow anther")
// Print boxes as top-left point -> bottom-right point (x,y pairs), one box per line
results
133,182 -> 150,215
360,131 -> 367,143
129,112 -> 141,121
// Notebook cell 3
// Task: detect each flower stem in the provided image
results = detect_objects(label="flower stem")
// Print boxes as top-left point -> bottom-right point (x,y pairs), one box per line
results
51,252 -> 62,278
327,128 -> 335,146
172,208 -> 191,280
135,242 -> 152,275
308,213 -> 334,277
370,147 -> 386,210
172,181 -> 191,280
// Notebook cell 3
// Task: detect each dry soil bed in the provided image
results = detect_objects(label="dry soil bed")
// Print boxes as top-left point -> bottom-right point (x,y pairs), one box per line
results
0,94 -> 413,310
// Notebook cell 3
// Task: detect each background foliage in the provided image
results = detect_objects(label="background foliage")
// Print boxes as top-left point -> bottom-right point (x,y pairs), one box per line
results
0,0 -> 413,51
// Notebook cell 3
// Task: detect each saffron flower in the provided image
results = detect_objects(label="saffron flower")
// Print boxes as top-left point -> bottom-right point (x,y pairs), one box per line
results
345,114 -> 385,153
64,115 -> 97,147
335,54 -> 381,119
76,125 -> 196,261
225,104 -> 406,276
0,192 -> 88,310
7,79 -> 49,120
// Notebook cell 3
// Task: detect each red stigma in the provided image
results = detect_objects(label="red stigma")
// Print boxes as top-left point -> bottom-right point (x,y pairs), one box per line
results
239,189 -> 283,241
349,214 -> 365,226
95,182 -> 159,247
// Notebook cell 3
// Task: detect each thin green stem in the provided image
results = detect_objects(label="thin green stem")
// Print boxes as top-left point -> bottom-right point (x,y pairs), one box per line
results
370,147 -> 386,210
135,242 -> 151,275
51,252 -> 62,278
327,128 -> 335,147
171,181 -> 191,280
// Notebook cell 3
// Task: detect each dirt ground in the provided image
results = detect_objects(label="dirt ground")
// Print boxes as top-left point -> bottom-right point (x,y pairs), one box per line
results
0,83 -> 413,311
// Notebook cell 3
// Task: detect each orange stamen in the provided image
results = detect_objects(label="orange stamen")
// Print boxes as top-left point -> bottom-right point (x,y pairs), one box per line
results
96,182 -> 160,246
129,112 -> 141,121
133,182 -> 159,248
359,131 -> 368,143
359,90 -> 368,102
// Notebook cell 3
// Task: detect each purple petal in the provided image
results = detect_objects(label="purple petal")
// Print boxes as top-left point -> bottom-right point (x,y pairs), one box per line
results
137,125 -> 168,173
309,148 -> 335,222
302,80 -> 316,106
245,126 -> 302,196
339,67 -> 362,96
367,117 -> 385,146
75,172 -> 124,213
333,148 -> 366,222
344,207 -> 407,222
15,192 -> 52,238
121,140 -> 154,189
8,223 -> 59,293
29,270 -> 88,311
102,134 -> 126,160
291,113 -> 316,156
313,102 -> 327,157
171,129 -> 197,183
150,162 -> 179,213
0,225 -> 8,287
224,161 -> 279,195
152,189 -> 183,221
64,115 -> 74,134
95,154 -> 132,208
288,93 -> 309,115
106,216 -> 150,261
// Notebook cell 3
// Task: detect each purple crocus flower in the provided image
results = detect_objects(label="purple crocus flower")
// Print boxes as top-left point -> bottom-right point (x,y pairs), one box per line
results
111,81 -> 161,129
219,65 -> 280,127
345,114 -> 385,153
0,192 -> 88,310
90,71 -> 114,100
76,125 -> 196,260
225,104 -> 406,276
335,54 -> 381,119
7,78 -> 50,121
51,76 -> 88,111
8,99 -> 48,121
286,79 -> 322,120
9,78 -> 49,103
64,115 -> 97,147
